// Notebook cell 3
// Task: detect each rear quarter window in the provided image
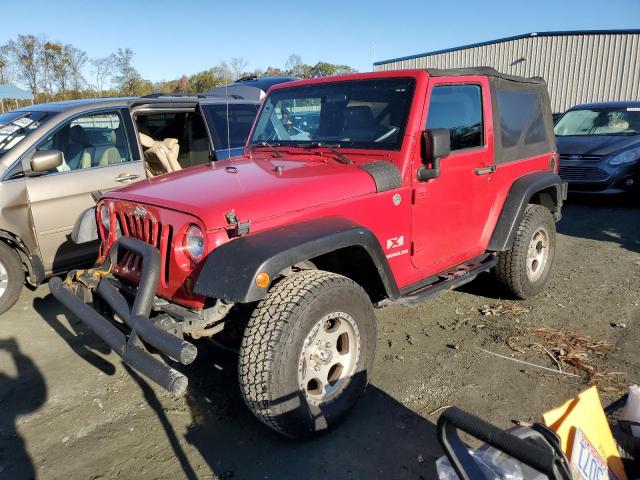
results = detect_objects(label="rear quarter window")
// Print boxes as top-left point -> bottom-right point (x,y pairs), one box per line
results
497,90 -> 547,149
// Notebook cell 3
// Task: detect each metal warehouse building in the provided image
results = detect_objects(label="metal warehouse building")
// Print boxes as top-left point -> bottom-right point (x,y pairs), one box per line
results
374,30 -> 640,113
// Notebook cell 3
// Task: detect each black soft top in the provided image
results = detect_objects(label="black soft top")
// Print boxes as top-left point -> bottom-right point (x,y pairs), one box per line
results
427,67 -> 546,85
426,66 -> 555,163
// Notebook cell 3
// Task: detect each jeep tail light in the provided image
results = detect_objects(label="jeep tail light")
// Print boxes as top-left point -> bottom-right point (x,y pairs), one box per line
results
183,224 -> 205,263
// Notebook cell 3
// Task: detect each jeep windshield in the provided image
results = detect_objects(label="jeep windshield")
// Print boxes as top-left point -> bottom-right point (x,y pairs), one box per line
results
0,111 -> 51,158
555,107 -> 640,136
249,78 -> 416,150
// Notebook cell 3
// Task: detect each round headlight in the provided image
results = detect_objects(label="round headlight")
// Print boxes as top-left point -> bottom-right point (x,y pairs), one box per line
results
184,225 -> 205,263
609,148 -> 640,166
99,204 -> 111,231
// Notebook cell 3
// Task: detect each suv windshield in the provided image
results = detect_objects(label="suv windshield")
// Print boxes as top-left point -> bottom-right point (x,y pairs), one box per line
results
555,107 -> 640,136
249,78 -> 416,150
0,111 -> 51,157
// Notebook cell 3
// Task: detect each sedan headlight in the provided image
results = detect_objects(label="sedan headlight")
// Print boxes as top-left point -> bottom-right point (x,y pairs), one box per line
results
99,204 -> 111,231
608,148 -> 640,166
184,224 -> 205,263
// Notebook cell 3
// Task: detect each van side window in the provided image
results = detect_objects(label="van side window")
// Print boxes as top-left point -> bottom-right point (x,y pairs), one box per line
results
37,111 -> 131,172
426,85 -> 483,151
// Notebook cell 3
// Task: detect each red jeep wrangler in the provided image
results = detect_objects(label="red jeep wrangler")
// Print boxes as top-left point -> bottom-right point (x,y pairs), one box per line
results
51,68 -> 566,438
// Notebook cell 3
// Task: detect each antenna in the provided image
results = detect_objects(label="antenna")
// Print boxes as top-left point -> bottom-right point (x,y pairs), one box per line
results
225,81 -> 231,159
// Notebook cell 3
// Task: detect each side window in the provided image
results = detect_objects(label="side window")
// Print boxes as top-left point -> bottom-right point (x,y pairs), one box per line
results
426,85 -> 483,151
37,111 -> 131,172
497,90 -> 546,149
202,104 -> 259,150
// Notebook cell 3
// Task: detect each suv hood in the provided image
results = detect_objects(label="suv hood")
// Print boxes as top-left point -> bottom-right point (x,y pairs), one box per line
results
556,134 -> 640,156
107,156 -> 378,230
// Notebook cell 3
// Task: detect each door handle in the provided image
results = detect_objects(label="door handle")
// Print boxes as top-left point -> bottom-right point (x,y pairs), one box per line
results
115,173 -> 140,182
474,165 -> 496,175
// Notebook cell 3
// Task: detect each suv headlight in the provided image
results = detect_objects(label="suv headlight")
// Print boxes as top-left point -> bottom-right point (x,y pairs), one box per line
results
184,224 -> 205,263
609,148 -> 640,166
99,204 -> 111,231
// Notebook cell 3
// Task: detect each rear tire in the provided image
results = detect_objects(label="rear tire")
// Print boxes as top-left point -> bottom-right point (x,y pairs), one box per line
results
238,270 -> 376,438
495,204 -> 556,299
0,243 -> 24,314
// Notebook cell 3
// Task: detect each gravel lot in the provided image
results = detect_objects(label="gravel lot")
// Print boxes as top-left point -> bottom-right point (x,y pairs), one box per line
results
1,196 -> 639,480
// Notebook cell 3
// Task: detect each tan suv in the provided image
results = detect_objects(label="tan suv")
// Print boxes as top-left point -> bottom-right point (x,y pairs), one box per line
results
0,96 -> 260,313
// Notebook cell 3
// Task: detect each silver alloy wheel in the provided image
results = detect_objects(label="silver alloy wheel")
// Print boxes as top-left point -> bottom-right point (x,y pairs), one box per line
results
526,226 -> 550,282
0,260 -> 8,298
298,312 -> 361,406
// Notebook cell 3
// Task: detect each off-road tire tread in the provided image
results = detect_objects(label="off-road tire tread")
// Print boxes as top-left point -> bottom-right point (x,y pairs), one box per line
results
238,270 -> 371,437
495,204 -> 555,299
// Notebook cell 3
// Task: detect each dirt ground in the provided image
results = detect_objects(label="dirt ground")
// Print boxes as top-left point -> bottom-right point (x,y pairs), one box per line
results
1,195 -> 639,480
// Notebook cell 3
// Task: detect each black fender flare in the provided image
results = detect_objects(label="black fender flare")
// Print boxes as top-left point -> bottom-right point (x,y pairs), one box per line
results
194,217 -> 400,303
488,171 -> 566,252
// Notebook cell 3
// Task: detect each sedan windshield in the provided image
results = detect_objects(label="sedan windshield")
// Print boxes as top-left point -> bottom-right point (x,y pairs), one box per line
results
249,78 -> 416,150
0,111 -> 51,157
555,107 -> 640,136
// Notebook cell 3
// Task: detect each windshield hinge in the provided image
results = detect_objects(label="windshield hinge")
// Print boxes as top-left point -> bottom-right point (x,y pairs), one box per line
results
224,211 -> 251,237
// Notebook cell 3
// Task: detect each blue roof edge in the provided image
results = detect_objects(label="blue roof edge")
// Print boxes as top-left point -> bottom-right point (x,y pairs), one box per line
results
373,29 -> 640,66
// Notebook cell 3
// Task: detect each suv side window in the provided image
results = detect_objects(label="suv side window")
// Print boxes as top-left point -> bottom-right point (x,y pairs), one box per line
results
202,104 -> 259,150
37,111 -> 131,172
426,85 -> 483,151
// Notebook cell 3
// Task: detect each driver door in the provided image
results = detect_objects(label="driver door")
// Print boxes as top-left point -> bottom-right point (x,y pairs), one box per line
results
411,78 -> 496,274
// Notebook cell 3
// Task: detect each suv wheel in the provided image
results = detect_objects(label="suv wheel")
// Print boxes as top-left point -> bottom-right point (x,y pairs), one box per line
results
238,270 -> 376,438
0,243 -> 24,314
495,204 -> 556,299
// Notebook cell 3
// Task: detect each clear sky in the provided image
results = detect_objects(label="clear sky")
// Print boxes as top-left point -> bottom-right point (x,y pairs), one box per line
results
2,0 -> 639,83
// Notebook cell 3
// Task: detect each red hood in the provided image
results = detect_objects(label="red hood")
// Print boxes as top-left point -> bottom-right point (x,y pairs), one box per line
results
106,156 -> 377,230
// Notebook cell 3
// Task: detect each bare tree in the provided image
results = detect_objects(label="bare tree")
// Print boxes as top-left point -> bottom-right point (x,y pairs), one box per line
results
216,61 -> 234,84
229,56 -> 248,81
285,54 -> 304,77
65,45 -> 87,92
6,35 -> 42,97
91,54 -> 116,95
113,48 -> 139,95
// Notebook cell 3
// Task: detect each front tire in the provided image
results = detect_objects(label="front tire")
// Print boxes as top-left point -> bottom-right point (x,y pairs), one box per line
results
238,270 -> 376,438
0,243 -> 24,314
495,204 -> 556,299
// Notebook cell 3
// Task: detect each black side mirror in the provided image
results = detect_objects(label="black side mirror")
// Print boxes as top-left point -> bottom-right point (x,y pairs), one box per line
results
418,128 -> 450,181
30,150 -> 64,173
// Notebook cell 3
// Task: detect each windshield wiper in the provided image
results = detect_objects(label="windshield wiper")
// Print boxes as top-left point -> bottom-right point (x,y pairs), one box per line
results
249,142 -> 283,158
303,142 -> 353,164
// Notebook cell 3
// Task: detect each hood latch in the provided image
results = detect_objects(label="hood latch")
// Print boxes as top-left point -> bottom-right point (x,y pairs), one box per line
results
224,211 -> 251,237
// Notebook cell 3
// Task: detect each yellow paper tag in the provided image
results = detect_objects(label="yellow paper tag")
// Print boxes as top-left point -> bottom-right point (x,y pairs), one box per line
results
542,386 -> 627,480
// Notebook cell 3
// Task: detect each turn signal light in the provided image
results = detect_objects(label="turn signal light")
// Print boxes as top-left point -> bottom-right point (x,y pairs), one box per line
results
255,272 -> 270,288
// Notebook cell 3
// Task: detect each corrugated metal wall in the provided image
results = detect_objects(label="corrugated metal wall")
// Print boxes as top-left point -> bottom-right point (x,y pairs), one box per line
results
374,33 -> 640,113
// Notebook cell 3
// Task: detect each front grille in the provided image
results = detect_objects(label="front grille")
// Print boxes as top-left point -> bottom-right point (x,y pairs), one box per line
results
115,210 -> 173,287
559,153 -> 603,162
558,165 -> 609,182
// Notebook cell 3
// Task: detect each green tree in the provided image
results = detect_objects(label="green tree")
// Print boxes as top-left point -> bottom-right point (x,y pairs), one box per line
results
189,69 -> 225,93
0,45 -> 14,84
42,41 -> 62,98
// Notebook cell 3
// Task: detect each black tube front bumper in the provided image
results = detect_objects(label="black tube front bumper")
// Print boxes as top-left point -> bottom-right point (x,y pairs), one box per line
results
48,236 -> 197,396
